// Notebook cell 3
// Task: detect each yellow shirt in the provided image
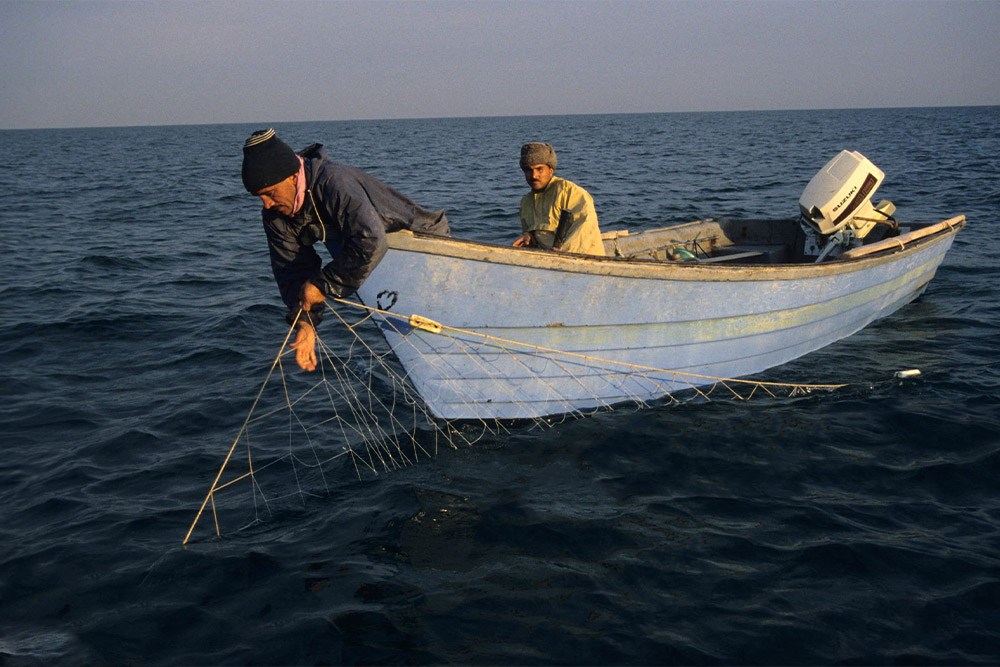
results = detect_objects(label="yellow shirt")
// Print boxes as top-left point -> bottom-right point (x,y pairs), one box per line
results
519,176 -> 605,256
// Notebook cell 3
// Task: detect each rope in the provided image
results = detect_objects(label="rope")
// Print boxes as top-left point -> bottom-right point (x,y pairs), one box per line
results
329,296 -> 847,392
182,310 -> 305,545
184,297 -> 851,544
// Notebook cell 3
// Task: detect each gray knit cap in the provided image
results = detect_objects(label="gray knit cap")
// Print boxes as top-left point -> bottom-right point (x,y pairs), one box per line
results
519,142 -> 557,171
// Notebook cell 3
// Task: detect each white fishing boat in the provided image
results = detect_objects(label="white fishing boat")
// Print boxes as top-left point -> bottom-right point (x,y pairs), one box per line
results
353,151 -> 965,420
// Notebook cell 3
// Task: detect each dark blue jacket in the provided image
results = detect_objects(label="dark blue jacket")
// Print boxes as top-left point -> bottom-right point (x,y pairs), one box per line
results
261,144 -> 449,323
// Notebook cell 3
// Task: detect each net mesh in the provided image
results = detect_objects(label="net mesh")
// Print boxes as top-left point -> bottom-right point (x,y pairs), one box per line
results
182,300 -> 844,544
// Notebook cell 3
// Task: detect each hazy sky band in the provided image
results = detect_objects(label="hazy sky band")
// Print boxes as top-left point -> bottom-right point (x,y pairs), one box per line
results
1,0 -> 997,130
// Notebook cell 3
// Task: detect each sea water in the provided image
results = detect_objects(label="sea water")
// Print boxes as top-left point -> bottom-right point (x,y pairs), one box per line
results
0,107 -> 998,664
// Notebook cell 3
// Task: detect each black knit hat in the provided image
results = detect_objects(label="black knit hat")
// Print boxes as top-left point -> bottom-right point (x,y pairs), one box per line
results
519,142 -> 557,171
241,128 -> 300,193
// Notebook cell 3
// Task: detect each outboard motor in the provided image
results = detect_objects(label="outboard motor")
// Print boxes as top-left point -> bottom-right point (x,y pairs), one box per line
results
799,150 -> 897,261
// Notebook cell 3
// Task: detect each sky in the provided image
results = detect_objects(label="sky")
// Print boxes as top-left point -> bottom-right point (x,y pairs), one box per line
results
1,0 -> 998,130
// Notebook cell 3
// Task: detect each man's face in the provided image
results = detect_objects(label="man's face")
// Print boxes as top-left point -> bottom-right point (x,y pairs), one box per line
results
255,173 -> 297,216
524,163 -> 554,192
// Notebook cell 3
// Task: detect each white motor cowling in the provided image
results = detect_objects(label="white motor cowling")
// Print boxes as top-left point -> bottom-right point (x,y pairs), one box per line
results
799,150 -> 896,259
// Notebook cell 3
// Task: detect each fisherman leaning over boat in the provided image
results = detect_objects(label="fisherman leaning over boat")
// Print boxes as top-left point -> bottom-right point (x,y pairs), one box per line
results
513,142 -> 605,256
241,128 -> 450,372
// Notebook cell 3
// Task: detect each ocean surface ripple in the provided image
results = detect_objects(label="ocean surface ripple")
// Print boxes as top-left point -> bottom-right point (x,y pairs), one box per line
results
0,107 -> 998,665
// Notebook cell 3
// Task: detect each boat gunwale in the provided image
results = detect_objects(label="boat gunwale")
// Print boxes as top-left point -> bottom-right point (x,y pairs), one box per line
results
387,216 -> 965,282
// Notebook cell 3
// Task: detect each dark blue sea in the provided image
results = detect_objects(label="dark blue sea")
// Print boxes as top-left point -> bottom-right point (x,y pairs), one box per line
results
1,107 -> 998,666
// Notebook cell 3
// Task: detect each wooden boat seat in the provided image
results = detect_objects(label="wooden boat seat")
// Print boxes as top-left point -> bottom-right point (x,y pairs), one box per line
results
701,244 -> 789,264
699,250 -> 768,264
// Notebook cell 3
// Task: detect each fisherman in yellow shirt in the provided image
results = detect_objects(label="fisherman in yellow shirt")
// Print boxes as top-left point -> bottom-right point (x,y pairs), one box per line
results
512,142 -> 605,256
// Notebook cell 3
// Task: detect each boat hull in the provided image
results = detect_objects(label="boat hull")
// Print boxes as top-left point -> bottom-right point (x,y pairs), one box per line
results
354,219 -> 963,419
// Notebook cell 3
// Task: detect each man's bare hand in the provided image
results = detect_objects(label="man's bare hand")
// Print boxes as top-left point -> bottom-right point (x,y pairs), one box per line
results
299,281 -> 326,311
512,232 -> 533,248
290,322 -> 318,371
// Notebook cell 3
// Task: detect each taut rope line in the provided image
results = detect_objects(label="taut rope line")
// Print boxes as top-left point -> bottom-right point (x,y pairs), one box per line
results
329,297 -> 848,392
182,310 -> 306,546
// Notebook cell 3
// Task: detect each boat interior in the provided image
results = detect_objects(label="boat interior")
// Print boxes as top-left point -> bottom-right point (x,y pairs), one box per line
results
599,215 -> 954,266
602,218 -> 806,265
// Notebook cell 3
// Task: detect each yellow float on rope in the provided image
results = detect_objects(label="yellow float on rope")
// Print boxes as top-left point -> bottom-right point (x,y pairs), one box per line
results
409,314 -> 443,334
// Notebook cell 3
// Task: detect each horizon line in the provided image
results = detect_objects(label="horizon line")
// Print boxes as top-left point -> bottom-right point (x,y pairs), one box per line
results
2,103 -> 996,132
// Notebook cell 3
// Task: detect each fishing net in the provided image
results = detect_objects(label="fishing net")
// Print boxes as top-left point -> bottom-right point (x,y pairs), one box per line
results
182,299 -> 846,545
